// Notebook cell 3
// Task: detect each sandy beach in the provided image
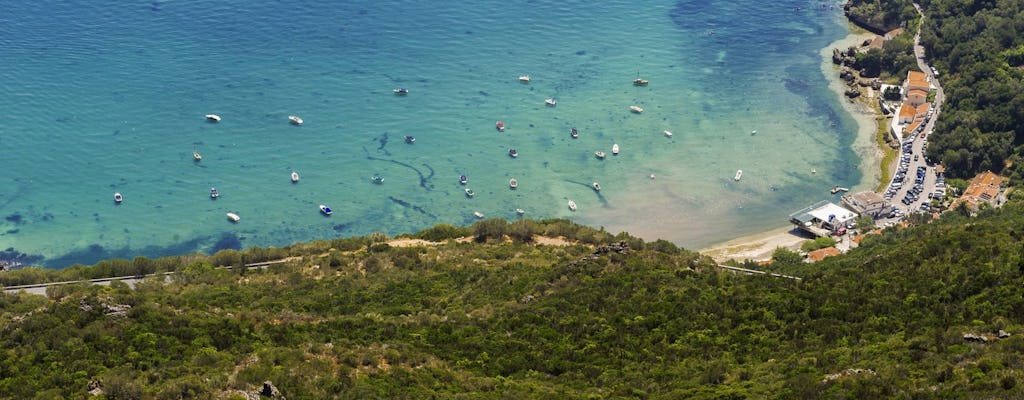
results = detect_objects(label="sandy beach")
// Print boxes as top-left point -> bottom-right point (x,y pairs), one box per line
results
699,30 -> 882,263
699,226 -> 814,262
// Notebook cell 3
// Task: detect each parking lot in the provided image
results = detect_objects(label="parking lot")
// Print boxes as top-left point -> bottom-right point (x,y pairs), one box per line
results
877,128 -> 945,227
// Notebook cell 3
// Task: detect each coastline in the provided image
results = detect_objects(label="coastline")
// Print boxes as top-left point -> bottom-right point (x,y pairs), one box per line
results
698,29 -> 883,262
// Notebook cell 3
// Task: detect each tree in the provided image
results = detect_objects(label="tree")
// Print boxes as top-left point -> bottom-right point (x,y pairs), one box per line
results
472,218 -> 508,243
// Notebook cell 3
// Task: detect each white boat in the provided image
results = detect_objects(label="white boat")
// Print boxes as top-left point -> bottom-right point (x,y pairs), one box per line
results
508,148 -> 518,158
592,182 -> 601,191
291,171 -> 300,183
114,192 -> 123,204
734,170 -> 743,181
459,174 -> 468,185
205,114 -> 221,122
633,78 -> 649,86
509,177 -> 518,189
226,212 -> 240,222
612,144 -> 620,155
630,105 -> 644,113
496,120 -> 505,132
319,204 -> 333,215
210,187 -> 219,199
595,151 -> 606,159
515,208 -> 526,215
568,200 -> 578,211
474,211 -> 485,219
545,98 -> 557,106
518,75 -> 531,83
393,88 -> 409,95
570,128 -> 579,138
372,175 -> 385,184
193,150 -> 202,161
288,115 -> 303,125
664,130 -> 673,137
465,188 -> 475,197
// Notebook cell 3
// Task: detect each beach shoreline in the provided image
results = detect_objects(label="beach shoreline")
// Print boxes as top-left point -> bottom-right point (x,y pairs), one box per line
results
698,29 -> 883,262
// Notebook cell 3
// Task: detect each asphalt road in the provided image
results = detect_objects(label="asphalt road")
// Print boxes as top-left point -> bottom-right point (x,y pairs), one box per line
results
876,3 -> 946,227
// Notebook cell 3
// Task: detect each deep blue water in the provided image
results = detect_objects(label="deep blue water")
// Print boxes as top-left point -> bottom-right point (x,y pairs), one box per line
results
0,0 -> 858,268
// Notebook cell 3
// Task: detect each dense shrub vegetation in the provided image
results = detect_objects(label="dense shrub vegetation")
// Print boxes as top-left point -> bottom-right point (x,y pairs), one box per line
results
918,0 -> 1024,179
3,210 -> 1024,398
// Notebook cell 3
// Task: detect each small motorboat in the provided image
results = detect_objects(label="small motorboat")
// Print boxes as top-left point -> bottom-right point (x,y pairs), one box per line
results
831,186 -> 850,194
459,174 -> 468,185
372,175 -> 385,184
210,187 -> 219,199
474,211 -> 485,219
630,105 -> 644,113
205,114 -> 221,122
515,208 -> 526,215
571,128 -> 579,138
734,169 -> 743,181
592,182 -> 601,192
568,200 -> 578,211
291,171 -> 300,182
114,192 -> 123,204
404,135 -> 416,143
393,88 -> 409,95
496,121 -> 505,132
519,75 -> 531,83
633,78 -> 649,86
193,150 -> 202,161
226,212 -> 240,222
508,148 -> 518,158
319,204 -> 333,215
595,151 -> 606,159
545,98 -> 557,106
612,144 -> 620,155
288,115 -> 303,125
465,188 -> 475,197
664,130 -> 673,137
509,177 -> 518,189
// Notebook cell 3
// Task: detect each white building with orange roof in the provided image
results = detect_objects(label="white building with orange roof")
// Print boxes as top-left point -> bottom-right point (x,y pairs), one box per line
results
890,70 -> 934,141
952,171 -> 1006,211
905,70 -> 931,92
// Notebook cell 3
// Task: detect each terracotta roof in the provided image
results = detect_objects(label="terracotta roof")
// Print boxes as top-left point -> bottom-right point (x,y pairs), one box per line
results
907,70 -> 929,89
916,103 -> 931,116
908,88 -> 929,99
885,28 -> 904,39
935,165 -> 945,173
808,247 -> 842,262
903,120 -> 922,135
898,104 -> 917,119
960,171 -> 1004,205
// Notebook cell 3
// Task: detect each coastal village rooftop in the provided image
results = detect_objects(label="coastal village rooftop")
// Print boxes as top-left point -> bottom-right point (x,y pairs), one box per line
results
790,200 -> 858,237
953,171 -> 1005,210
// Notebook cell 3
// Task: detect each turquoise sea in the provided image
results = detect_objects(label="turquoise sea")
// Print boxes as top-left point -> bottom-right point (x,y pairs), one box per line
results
0,0 -> 860,268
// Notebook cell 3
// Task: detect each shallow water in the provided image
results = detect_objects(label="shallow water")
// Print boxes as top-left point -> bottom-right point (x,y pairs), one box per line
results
0,0 -> 861,268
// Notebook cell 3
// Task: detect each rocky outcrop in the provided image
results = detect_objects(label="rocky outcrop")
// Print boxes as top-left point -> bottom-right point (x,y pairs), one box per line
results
963,330 -> 1012,343
566,242 -> 630,269
831,47 -> 858,67
844,88 -> 862,99
261,381 -> 283,398
822,368 -> 876,383
839,68 -> 856,83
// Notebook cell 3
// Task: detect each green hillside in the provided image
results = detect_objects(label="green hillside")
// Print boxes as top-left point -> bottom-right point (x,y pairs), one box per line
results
3,208 -> 1024,398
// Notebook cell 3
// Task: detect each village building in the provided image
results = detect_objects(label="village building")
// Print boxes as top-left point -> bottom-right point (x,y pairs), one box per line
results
841,191 -> 887,218
952,171 -> 1006,211
890,70 -> 934,142
789,200 -> 859,238
807,247 -> 842,262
